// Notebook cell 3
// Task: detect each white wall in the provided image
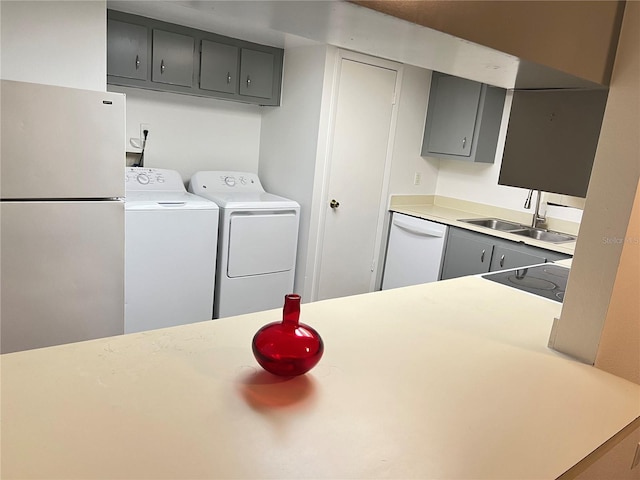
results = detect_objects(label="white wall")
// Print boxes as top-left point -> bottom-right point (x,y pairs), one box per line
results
0,0 -> 106,91
109,86 -> 262,183
387,65 -> 439,196
258,45 -> 331,298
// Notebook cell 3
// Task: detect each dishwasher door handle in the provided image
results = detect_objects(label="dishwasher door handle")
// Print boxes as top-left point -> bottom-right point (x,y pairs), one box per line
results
393,216 -> 445,238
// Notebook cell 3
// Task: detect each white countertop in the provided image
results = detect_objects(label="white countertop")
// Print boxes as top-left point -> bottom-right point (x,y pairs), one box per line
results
390,196 -> 576,255
2,275 -> 638,479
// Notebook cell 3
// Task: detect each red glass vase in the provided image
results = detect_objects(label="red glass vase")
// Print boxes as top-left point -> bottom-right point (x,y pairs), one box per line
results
252,294 -> 324,376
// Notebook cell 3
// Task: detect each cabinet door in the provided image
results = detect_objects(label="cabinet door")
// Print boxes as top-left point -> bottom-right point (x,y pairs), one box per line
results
425,73 -> 482,157
200,40 -> 238,94
239,49 -> 274,99
152,29 -> 194,87
441,228 -> 494,280
107,20 -> 148,80
490,245 -> 547,272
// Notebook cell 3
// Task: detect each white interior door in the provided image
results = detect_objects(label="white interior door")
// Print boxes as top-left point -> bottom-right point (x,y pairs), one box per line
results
316,57 -> 398,301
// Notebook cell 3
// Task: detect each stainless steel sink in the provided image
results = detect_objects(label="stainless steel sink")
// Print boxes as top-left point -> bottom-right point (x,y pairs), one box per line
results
511,228 -> 576,243
459,218 -> 524,232
459,217 -> 577,243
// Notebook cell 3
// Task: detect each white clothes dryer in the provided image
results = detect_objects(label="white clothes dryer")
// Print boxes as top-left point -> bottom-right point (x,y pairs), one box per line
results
189,171 -> 300,319
125,168 -> 218,333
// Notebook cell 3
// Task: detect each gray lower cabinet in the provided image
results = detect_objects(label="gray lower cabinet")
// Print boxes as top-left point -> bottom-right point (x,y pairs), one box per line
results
489,244 -> 546,272
106,10 -> 283,106
422,72 -> 506,164
152,29 -> 194,87
107,20 -> 148,81
441,227 -> 571,280
441,228 -> 494,279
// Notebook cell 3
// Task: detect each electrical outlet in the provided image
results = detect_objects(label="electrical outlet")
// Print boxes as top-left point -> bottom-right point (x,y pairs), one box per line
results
413,172 -> 422,186
140,123 -> 151,142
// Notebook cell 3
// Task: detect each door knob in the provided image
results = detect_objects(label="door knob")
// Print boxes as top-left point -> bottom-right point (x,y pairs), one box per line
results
329,199 -> 340,209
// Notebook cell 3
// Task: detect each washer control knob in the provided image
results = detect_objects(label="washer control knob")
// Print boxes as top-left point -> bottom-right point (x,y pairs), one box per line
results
239,176 -> 247,185
136,173 -> 150,185
224,176 -> 236,187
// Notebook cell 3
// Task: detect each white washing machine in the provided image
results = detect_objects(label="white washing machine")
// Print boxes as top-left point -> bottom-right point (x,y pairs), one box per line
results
125,167 -> 219,333
189,171 -> 300,319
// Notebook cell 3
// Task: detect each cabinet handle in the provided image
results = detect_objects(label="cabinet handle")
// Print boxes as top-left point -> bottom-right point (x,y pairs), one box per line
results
500,254 -> 505,268
160,60 -> 166,74
462,137 -> 467,149
227,72 -> 232,84
135,55 -> 140,70
481,249 -> 485,263
246,76 -> 251,87
330,199 -> 340,209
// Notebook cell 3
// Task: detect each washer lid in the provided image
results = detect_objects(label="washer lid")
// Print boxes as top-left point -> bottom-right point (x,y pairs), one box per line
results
125,191 -> 219,211
196,191 -> 300,210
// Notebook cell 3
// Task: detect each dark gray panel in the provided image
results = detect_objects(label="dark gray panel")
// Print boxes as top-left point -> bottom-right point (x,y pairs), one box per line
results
499,89 -> 608,197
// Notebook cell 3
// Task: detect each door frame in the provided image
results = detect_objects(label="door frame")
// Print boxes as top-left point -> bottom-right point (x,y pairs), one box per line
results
308,49 -> 404,302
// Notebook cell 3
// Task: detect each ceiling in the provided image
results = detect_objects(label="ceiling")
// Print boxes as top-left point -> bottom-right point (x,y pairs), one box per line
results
107,0 -> 605,90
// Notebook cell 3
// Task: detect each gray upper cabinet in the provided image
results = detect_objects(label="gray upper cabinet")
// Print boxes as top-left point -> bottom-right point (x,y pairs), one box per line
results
239,49 -> 274,100
107,20 -> 148,81
422,72 -> 506,163
200,40 -> 238,94
106,10 -> 283,106
152,30 -> 194,87
425,75 -> 482,157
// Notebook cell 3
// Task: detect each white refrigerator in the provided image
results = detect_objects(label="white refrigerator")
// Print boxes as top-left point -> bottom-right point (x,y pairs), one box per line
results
1,80 -> 126,353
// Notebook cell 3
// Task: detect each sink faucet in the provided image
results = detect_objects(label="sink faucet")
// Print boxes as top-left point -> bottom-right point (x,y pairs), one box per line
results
524,189 -> 547,229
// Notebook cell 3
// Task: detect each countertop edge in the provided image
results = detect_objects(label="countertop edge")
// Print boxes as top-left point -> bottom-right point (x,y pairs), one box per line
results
390,204 -> 576,255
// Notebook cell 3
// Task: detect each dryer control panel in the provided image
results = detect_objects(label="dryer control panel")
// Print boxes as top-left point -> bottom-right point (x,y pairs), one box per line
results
125,168 -> 186,193
189,171 -> 265,193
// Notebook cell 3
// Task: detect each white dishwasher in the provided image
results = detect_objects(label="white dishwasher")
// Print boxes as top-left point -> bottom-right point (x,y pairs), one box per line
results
381,213 -> 448,290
